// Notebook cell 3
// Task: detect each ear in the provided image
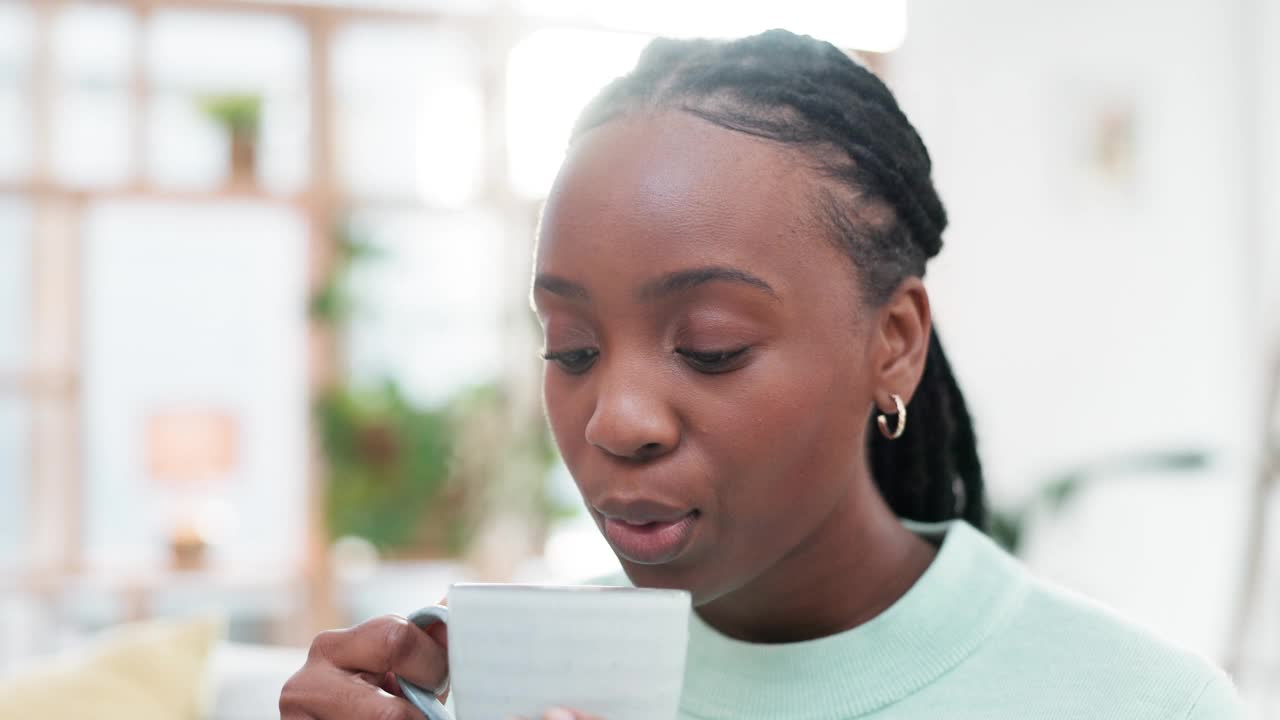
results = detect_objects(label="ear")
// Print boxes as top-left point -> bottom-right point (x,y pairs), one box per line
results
870,277 -> 932,414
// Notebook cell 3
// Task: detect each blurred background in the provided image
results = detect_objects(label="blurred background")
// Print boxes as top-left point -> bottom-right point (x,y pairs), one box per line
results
0,0 -> 1277,717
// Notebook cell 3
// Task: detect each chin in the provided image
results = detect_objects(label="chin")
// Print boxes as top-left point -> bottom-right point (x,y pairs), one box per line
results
619,557 -> 718,605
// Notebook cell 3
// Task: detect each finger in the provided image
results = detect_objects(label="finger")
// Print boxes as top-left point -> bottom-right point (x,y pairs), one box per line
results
320,678 -> 423,720
308,614 -> 447,691
374,670 -> 404,697
281,661 -> 421,720
414,597 -> 449,656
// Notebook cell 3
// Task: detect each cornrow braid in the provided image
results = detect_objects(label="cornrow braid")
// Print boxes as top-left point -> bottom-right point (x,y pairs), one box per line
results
570,29 -> 987,529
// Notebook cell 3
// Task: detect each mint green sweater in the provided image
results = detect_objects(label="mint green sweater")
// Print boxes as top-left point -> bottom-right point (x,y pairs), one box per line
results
605,519 -> 1243,719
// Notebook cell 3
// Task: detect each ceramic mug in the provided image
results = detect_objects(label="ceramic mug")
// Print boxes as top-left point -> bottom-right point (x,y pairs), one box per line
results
396,584 -> 691,720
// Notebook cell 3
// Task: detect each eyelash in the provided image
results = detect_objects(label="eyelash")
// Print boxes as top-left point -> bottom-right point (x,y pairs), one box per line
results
540,347 -> 749,375
540,348 -> 598,375
675,347 -> 749,373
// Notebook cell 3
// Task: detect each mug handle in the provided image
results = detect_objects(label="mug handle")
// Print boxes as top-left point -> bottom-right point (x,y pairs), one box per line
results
396,605 -> 453,720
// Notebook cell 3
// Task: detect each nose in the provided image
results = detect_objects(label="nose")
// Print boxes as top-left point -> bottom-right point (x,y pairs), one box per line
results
584,374 -> 679,462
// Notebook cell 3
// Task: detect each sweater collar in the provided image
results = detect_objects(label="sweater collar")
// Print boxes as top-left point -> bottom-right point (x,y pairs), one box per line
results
679,520 -> 1030,719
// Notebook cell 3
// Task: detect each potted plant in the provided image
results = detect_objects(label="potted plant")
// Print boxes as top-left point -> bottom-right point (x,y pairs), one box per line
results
311,219 -> 569,561
199,93 -> 262,186
316,379 -> 464,556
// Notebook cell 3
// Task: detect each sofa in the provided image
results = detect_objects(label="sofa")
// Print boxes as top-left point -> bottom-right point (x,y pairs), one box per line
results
207,641 -> 307,720
0,613 -> 311,720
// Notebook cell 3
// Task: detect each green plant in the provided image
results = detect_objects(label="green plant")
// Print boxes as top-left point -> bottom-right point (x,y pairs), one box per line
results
317,380 -> 462,554
308,220 -> 380,326
199,93 -> 262,137
989,448 -> 1210,555
446,382 -> 576,541
311,216 -> 567,558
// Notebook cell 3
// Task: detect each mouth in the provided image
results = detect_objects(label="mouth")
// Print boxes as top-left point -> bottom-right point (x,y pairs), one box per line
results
597,508 -> 701,565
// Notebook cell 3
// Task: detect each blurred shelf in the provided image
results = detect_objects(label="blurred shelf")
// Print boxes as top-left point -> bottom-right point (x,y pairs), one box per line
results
0,179 -> 483,213
0,369 -> 80,397
143,0 -> 482,25
84,0 -> 615,36
0,564 -> 301,593
0,179 -> 312,208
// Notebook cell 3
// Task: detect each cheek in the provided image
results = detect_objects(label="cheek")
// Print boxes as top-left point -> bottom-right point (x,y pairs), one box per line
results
542,370 -> 574,449
541,369 -> 593,481
696,349 -> 866,538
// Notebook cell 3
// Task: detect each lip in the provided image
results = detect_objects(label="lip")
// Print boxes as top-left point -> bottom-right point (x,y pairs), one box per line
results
601,511 -> 700,565
594,498 -> 693,525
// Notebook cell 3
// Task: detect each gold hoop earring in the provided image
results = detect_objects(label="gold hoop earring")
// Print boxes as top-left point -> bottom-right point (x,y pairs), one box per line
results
877,393 -> 907,440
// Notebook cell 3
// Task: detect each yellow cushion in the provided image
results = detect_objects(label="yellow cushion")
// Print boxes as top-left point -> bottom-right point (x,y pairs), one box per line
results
0,613 -> 224,720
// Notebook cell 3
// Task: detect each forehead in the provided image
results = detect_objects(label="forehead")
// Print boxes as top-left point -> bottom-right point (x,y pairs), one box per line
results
536,111 -> 840,283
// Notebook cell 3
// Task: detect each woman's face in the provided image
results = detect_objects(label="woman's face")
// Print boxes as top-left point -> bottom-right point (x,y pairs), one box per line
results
533,111 -> 883,604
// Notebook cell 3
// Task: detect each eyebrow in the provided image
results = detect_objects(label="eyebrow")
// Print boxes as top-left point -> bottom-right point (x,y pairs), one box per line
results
532,266 -> 779,303
638,266 -> 779,301
532,274 -> 589,300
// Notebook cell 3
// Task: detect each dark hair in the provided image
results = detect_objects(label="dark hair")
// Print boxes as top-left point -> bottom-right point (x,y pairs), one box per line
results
569,29 -> 986,529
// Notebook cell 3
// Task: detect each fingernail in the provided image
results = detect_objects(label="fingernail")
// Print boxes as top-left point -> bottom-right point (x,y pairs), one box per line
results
544,707 -> 575,720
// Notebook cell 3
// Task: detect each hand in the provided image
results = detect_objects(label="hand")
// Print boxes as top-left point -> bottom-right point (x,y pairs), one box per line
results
280,606 -> 449,720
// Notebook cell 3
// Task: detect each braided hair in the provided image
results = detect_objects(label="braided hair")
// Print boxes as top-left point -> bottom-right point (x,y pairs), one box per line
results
569,29 -> 986,529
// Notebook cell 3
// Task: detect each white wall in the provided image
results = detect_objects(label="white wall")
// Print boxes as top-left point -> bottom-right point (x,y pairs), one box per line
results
891,0 -> 1262,667
1241,0 -> 1280,707
82,201 -> 308,572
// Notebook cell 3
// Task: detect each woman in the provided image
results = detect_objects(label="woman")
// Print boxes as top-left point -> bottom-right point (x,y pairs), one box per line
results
281,30 -> 1242,719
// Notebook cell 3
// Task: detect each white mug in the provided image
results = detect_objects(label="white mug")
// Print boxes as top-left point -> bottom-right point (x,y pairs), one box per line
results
396,583 -> 691,720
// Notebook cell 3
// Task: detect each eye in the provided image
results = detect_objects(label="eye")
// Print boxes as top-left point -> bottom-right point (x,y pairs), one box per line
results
676,347 -> 749,374
541,348 -> 599,375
